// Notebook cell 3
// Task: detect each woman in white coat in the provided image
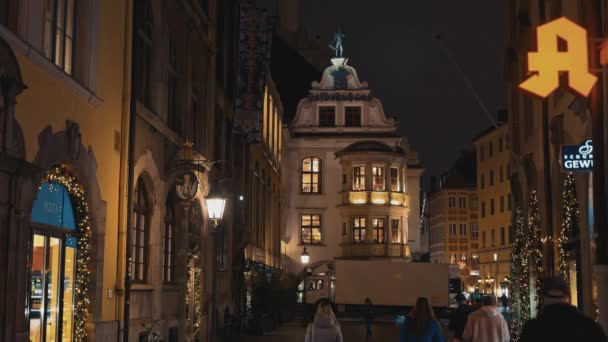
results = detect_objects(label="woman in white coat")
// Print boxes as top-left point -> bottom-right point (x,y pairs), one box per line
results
305,301 -> 344,342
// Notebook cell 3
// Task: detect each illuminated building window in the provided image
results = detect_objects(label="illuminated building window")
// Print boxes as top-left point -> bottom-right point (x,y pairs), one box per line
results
43,0 -> 75,74
131,178 -> 150,282
471,224 -> 479,240
372,218 -> 385,243
491,229 -> 496,248
353,217 -> 366,243
372,166 -> 385,190
163,199 -> 176,283
459,197 -> 466,208
300,214 -> 322,244
353,166 -> 366,190
345,106 -> 362,127
301,157 -> 321,193
459,224 -> 467,235
450,254 -> 457,264
390,167 -> 400,191
448,197 -> 456,208
391,219 -> 400,243
318,106 -> 336,127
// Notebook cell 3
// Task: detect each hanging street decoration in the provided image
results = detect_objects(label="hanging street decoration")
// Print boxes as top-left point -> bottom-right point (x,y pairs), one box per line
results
519,17 -> 597,98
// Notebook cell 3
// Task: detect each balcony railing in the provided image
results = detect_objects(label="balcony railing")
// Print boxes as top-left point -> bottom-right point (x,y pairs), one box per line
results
341,243 -> 410,258
344,191 -> 409,207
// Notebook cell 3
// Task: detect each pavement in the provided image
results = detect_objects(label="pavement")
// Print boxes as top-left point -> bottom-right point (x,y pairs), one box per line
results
226,320 -> 404,342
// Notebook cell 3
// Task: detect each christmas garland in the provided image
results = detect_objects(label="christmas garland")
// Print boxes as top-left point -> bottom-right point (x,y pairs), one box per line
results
558,173 -> 578,279
186,240 -> 202,342
41,166 -> 92,342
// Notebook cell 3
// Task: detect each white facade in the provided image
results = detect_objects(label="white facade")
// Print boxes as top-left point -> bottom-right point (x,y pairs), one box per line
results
281,58 -> 423,274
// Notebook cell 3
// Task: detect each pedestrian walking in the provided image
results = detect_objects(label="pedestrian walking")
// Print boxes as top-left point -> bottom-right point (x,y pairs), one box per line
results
462,295 -> 509,342
519,276 -> 607,342
304,300 -> 343,342
448,293 -> 475,341
398,297 -> 445,342
363,297 -> 374,339
499,294 -> 508,312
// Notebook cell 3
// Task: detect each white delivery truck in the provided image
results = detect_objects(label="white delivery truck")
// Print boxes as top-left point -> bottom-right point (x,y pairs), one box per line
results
305,260 -> 450,309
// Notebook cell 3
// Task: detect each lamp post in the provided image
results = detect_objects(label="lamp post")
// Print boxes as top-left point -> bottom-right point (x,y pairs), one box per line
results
301,248 -> 310,321
205,182 -> 227,342
493,252 -> 498,296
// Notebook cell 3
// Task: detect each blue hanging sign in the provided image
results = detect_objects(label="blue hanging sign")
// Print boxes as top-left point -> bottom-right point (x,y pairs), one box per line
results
561,140 -> 593,172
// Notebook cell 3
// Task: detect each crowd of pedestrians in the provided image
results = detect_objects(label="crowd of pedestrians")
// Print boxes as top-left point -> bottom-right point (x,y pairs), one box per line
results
302,276 -> 606,341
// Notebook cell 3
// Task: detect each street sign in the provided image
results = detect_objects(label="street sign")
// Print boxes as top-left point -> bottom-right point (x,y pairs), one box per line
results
562,140 -> 593,172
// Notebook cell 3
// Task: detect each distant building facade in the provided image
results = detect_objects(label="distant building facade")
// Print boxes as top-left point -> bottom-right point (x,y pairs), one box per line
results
281,56 -> 423,277
474,123 -> 512,296
429,152 -> 479,287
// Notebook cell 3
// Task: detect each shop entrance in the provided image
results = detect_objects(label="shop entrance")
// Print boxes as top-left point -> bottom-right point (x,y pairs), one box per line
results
28,182 -> 78,342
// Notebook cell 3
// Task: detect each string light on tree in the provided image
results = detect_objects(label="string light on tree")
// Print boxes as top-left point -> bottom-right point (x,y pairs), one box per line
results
558,173 -> 578,279
528,190 -> 544,311
186,240 -> 203,342
509,207 -> 529,341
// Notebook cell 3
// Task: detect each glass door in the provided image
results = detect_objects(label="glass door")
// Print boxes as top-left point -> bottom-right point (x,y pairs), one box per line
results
29,233 -> 76,342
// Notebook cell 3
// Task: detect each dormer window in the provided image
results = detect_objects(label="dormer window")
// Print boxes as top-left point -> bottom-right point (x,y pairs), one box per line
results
318,106 -> 336,127
345,106 -> 361,127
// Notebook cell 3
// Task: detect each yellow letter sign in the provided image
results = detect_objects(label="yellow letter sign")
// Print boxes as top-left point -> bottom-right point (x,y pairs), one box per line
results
519,17 -> 597,98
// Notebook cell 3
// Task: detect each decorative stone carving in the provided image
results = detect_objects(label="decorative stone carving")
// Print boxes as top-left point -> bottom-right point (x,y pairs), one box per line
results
67,120 -> 82,161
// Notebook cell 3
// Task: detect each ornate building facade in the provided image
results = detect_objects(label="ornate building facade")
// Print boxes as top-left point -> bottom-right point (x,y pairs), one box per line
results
281,56 -> 423,276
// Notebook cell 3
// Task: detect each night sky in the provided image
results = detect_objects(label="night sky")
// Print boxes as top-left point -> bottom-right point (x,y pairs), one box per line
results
300,0 -> 506,176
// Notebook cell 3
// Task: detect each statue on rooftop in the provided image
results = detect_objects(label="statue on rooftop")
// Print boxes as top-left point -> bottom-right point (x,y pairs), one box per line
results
329,27 -> 345,58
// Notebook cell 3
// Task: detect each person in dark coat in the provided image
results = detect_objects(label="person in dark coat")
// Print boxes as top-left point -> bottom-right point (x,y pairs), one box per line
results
520,276 -> 607,342
363,297 -> 374,339
449,293 -> 475,341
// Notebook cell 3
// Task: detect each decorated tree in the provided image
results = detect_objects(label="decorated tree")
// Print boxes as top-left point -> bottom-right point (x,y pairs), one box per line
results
509,207 -> 529,340
528,190 -> 544,312
558,173 -> 578,279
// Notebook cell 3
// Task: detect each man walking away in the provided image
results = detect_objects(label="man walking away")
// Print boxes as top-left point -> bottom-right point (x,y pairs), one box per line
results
520,276 -> 607,342
449,293 -> 475,341
462,296 -> 509,342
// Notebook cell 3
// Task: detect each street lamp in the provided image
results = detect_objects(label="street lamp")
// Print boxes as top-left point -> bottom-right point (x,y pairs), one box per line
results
301,248 -> 310,322
205,182 -> 227,229
493,253 -> 498,295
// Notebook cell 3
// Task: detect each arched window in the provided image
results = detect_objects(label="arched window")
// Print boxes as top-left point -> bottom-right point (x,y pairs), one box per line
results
163,198 -> 176,283
301,157 -> 321,194
131,178 -> 150,282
